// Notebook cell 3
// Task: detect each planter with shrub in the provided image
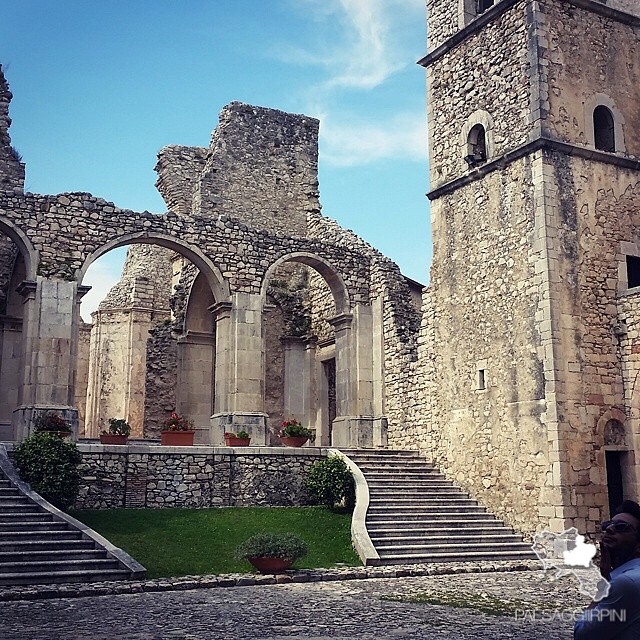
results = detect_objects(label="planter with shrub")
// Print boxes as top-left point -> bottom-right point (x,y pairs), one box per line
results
235,532 -> 308,573
100,418 -> 131,445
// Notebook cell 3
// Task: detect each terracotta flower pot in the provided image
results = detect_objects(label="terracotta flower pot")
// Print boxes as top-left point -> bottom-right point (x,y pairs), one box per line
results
161,430 -> 195,446
224,436 -> 251,447
248,556 -> 294,574
280,436 -> 308,447
99,434 -> 128,445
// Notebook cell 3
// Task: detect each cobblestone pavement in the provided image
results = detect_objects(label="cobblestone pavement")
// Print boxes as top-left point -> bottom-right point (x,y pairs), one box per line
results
2,569 -> 588,639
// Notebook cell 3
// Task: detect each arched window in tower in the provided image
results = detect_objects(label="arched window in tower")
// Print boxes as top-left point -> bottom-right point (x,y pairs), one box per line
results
465,124 -> 487,167
593,105 -> 616,152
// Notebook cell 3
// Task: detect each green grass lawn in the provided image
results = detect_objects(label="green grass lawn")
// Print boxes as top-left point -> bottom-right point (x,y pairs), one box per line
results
70,506 -> 361,578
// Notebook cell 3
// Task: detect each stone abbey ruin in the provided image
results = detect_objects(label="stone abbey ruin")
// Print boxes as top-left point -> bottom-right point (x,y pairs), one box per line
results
1,0 -> 640,540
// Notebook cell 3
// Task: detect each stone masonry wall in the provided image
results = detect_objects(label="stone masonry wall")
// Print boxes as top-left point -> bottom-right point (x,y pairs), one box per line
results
0,65 -> 24,193
154,145 -> 208,216
192,102 -> 320,237
399,158 -> 547,535
307,211 -> 421,433
76,445 -> 323,509
427,0 -> 530,190
543,1 -> 640,152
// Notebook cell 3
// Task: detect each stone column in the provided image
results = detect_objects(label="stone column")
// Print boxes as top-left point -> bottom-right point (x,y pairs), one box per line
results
281,335 -> 318,442
210,293 -> 268,444
176,330 -> 215,444
329,307 -> 385,449
12,277 -> 85,440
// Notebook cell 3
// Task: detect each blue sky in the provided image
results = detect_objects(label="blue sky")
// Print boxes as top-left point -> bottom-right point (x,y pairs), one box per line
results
0,0 -> 431,319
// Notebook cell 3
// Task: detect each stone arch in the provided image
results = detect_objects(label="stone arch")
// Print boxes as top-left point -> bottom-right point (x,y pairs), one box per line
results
584,93 -> 626,153
260,252 -> 350,315
0,215 -> 38,280
460,110 -> 495,167
77,231 -> 230,303
597,407 -> 628,446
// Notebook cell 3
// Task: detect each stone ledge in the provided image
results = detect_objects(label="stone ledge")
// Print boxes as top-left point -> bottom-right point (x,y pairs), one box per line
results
0,560 -> 540,602
75,442 -> 326,457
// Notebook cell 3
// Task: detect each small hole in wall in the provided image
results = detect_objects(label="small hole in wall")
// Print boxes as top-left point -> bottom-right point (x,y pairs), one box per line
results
478,369 -> 486,390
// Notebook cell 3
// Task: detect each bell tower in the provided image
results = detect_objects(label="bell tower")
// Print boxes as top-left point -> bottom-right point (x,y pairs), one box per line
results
419,0 -> 640,534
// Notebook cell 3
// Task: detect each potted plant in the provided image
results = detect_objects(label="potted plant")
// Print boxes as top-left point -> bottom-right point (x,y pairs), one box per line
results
235,532 -> 308,574
100,418 -> 131,445
33,411 -> 72,439
160,412 -> 195,446
224,430 -> 251,446
278,419 -> 313,447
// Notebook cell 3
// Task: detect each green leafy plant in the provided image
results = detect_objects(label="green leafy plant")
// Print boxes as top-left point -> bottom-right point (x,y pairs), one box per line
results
33,411 -> 70,434
162,412 -> 193,432
102,418 -> 131,437
305,456 -> 355,509
234,532 -> 308,561
13,432 -> 82,510
224,430 -> 250,439
279,419 -> 313,439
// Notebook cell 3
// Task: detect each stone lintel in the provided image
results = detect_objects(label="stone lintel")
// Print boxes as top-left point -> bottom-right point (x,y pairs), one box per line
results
176,330 -> 215,346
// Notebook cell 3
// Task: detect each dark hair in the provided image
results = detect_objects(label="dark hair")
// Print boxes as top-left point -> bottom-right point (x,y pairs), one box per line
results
615,500 -> 640,539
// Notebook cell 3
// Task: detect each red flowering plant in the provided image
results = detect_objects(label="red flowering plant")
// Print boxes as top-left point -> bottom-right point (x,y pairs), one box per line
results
279,419 -> 313,439
162,412 -> 194,432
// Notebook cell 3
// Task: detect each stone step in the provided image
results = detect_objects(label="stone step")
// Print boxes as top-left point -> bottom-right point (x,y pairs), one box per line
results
0,495 -> 34,505
0,529 -> 83,542
0,538 -> 95,552
0,504 -> 43,514
369,488 -> 467,496
370,533 -> 525,544
0,569 -> 134,587
0,520 -> 68,532
0,548 -> 108,563
373,550 -> 537,565
369,526 -> 518,537
0,512 -> 57,523
366,516 -> 504,527
368,497 -> 478,506
375,541 -> 534,553
0,486 -> 22,495
368,504 -> 487,514
0,558 -> 122,573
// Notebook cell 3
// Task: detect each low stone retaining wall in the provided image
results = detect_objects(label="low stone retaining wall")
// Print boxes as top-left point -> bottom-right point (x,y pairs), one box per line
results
75,443 -> 326,509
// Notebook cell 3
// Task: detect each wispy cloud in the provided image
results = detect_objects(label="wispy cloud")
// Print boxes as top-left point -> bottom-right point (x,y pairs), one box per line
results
281,0 -> 424,90
319,110 -> 427,167
279,0 -> 426,167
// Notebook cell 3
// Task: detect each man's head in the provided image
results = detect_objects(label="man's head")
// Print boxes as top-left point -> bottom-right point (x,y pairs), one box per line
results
601,500 -> 640,564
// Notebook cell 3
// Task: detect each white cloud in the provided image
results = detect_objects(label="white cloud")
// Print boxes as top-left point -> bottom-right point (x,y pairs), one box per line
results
319,110 -> 427,167
281,0 -> 424,91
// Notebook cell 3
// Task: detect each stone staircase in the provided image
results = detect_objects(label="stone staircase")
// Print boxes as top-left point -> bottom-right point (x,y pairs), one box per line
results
0,453 -> 145,586
342,449 -> 536,566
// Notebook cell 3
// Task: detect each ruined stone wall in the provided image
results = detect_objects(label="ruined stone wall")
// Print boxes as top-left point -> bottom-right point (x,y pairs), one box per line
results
427,0 -> 530,190
0,65 -> 24,193
543,1 -> 640,151
144,321 -> 177,438
0,191 -> 371,304
0,235 -> 17,314
307,211 -> 420,432
263,303 -> 286,441
192,102 -> 320,236
75,445 -> 322,509
154,145 -> 208,216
